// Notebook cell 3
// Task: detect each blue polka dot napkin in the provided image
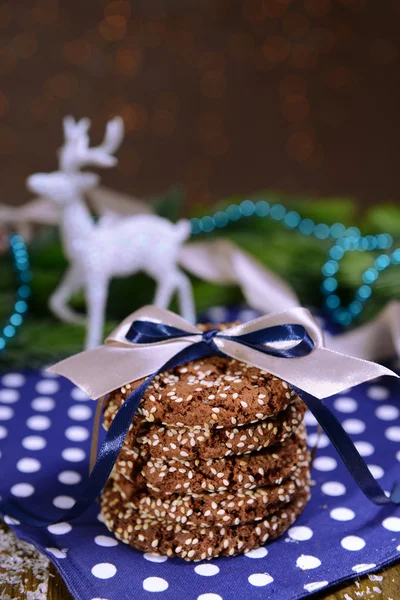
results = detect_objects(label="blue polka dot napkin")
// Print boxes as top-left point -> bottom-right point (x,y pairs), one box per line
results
1,308 -> 400,600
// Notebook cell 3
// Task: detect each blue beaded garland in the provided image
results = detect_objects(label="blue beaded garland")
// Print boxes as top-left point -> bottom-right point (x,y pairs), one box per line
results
0,234 -> 31,353
190,200 -> 399,327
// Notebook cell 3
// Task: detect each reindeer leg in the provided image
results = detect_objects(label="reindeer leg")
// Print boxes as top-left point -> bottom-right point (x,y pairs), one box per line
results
153,275 -> 176,309
174,270 -> 196,323
49,265 -> 85,325
84,274 -> 109,350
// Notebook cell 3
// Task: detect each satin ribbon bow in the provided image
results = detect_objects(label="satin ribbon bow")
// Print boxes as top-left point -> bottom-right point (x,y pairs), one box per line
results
1,306 -> 399,527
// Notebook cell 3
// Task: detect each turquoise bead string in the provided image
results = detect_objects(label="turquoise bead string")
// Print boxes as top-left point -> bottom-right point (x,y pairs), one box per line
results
190,200 -> 399,327
0,234 -> 31,353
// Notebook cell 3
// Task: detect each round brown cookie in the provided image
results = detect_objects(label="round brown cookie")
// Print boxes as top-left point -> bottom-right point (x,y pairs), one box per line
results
104,397 -> 306,462
101,484 -> 310,561
116,431 -> 309,496
105,355 -> 299,430
110,465 -> 310,528
135,399 -> 306,461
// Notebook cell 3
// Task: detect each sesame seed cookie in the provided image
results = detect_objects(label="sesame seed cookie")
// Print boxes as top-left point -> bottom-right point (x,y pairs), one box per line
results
105,398 -> 306,462
110,464 -> 310,528
115,431 -> 309,496
101,483 -> 310,561
105,355 -> 299,430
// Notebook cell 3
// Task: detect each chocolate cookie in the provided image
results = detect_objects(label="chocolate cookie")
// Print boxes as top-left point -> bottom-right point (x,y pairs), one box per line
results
105,355 -> 299,430
110,465 -> 310,528
101,483 -> 310,561
105,398 -> 306,461
115,431 -> 309,495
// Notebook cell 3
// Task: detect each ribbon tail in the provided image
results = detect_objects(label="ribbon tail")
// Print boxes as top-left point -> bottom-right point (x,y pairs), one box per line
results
179,239 -> 299,314
0,342 -> 215,527
295,387 -> 400,506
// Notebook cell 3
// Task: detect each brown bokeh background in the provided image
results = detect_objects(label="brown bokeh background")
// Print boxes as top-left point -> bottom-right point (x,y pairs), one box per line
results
1,0 -> 400,209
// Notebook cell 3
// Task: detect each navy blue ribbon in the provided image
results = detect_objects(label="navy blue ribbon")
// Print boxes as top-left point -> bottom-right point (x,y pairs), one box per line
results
1,320 -> 399,527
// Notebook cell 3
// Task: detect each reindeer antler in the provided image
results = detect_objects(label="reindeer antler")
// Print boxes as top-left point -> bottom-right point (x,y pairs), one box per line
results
59,116 -> 124,173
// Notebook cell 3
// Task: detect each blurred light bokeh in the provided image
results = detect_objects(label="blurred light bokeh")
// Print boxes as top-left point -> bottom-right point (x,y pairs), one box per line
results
1,0 -> 399,207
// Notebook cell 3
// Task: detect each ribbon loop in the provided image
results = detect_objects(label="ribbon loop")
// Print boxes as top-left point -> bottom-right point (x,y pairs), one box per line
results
229,324 -> 315,359
126,320 -> 191,345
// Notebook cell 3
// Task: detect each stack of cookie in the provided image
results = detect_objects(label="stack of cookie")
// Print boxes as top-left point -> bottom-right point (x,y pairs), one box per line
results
101,332 -> 311,561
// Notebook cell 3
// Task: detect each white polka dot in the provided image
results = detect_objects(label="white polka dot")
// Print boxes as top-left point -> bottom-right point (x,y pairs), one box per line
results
41,369 -> 59,378
382,516 -> 400,532
31,397 -> 55,412
0,389 -> 19,403
304,411 -> 317,426
385,426 -> 400,442
0,425 -> 7,440
58,470 -> 82,485
313,456 -> 337,471
352,563 -> 376,573
91,598 -> 109,600
342,418 -> 365,434
62,448 -> 86,462
288,526 -> 313,541
321,481 -> 346,496
53,495 -> 75,509
245,547 -> 268,558
36,380 -> 59,394
91,563 -> 117,580
368,464 -> 384,479
304,582 -> 328,592
65,426 -> 90,442
194,564 -> 220,576
47,522 -> 72,535
296,555 -> 321,570
207,306 -> 227,322
330,507 -> 355,521
27,415 -> 51,431
307,433 -> 330,449
197,595 -> 222,600
143,553 -> 168,563
68,404 -> 92,421
46,547 -> 67,559
334,397 -> 358,413
11,483 -> 34,498
17,458 -> 41,473
248,573 -> 273,586
71,387 -> 89,401
3,515 -> 20,525
239,309 -> 259,322
143,576 -> 169,592
341,536 -> 366,551
97,512 -> 105,523
2,373 -> 25,387
367,385 -> 389,400
22,435 -> 46,451
95,535 -> 119,547
0,406 -> 14,420
375,404 -> 399,421
354,441 -> 374,457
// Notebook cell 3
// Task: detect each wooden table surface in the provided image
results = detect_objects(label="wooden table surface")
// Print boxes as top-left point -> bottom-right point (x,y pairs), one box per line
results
1,520 -> 399,600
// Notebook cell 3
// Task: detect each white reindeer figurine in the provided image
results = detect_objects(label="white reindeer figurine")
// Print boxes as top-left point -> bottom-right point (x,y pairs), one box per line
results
27,116 -> 195,349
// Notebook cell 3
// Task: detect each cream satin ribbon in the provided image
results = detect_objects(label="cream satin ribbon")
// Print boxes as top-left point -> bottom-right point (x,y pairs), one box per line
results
180,239 -> 299,315
181,240 -> 400,363
48,305 -> 397,401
